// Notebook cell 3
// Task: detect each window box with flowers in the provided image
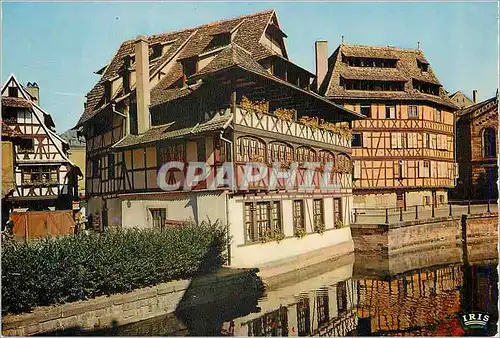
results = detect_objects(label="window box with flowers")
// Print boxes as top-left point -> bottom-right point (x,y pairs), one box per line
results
295,227 -> 307,239
260,228 -> 286,243
314,221 -> 326,234
274,108 -> 296,122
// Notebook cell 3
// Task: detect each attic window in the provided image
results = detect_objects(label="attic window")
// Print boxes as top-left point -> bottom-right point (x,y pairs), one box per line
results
182,59 -> 197,79
417,59 -> 429,72
342,56 -> 397,68
150,44 -> 163,60
412,79 -> 439,96
205,33 -> 231,52
104,81 -> 112,103
8,87 -> 18,97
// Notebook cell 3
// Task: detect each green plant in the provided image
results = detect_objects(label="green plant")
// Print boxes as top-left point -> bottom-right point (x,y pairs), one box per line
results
274,108 -> 295,122
314,221 -> 325,234
1,220 -> 228,315
260,228 -> 285,243
294,227 -> 307,239
334,219 -> 344,229
299,116 -> 319,130
240,96 -> 268,114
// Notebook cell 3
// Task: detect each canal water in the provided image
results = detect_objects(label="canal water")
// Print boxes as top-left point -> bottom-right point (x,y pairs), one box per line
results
46,246 -> 498,337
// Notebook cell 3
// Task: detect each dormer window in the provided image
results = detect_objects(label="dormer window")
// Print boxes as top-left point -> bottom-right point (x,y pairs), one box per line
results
182,59 -> 198,85
417,59 -> 429,72
150,43 -> 163,60
204,33 -> 231,52
8,87 -> 18,97
342,55 -> 397,68
104,81 -> 112,103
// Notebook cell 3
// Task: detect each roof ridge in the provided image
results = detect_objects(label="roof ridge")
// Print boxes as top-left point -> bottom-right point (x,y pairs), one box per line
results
122,9 -> 274,45
341,43 -> 424,54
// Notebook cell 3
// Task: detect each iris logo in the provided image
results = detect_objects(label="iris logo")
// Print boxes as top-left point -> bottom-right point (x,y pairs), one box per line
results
459,312 -> 490,329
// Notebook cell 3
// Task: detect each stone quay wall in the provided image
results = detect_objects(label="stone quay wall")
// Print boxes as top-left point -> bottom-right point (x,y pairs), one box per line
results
2,268 -> 258,336
351,212 -> 498,257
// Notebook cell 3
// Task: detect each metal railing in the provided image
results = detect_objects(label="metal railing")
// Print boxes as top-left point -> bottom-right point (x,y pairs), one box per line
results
353,199 -> 497,224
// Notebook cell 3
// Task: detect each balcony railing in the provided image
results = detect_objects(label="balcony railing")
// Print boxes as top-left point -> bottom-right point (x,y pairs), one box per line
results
234,107 -> 351,148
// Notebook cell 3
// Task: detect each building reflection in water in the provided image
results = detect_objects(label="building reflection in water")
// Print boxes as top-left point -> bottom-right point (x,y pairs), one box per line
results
222,250 -> 497,336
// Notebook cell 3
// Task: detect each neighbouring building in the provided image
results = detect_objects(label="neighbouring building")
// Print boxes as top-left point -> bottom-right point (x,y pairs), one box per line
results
74,10 -> 364,267
2,121 -> 23,227
1,75 -> 80,213
454,94 -> 498,200
60,129 -> 86,199
316,42 -> 458,209
449,89 -> 476,109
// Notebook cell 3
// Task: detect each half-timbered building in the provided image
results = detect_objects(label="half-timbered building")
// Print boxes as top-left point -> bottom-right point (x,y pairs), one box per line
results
74,10 -> 364,266
1,75 -> 79,212
454,94 -> 498,200
316,42 -> 458,209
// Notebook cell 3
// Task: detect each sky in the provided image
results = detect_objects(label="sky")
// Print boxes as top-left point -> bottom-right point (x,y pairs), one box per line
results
2,1 -> 498,133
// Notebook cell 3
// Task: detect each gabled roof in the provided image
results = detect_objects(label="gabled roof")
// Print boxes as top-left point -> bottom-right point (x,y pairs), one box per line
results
456,95 -> 497,120
60,129 -> 86,147
78,9 -> 277,126
320,43 -> 457,109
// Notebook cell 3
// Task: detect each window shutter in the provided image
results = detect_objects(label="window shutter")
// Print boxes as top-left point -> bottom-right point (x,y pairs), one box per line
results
413,133 -> 418,148
402,161 -> 408,178
391,133 -> 398,149
418,160 -> 424,178
353,161 -> 361,179
363,133 -> 370,148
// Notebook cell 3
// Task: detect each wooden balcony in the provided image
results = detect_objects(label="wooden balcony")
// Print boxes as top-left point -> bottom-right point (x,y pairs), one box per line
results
234,107 -> 351,149
353,118 -> 453,135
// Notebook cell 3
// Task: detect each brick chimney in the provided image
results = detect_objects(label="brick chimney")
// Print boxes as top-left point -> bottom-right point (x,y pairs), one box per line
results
26,82 -> 40,104
135,35 -> 151,134
315,41 -> 328,91
472,90 -> 478,103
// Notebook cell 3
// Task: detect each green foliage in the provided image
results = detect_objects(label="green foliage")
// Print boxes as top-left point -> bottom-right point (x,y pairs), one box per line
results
259,228 -> 285,243
314,221 -> 326,234
2,220 -> 227,314
294,227 -> 307,239
335,219 -> 344,229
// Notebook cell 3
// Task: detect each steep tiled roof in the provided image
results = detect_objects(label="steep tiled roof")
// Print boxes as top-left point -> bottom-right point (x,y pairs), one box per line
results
1,96 -> 32,108
456,96 -> 497,119
320,44 -> 457,109
79,10 -> 275,125
113,114 -> 232,148
59,129 -> 86,147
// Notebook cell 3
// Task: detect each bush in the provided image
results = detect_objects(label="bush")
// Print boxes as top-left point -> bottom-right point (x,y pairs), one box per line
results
2,220 -> 228,314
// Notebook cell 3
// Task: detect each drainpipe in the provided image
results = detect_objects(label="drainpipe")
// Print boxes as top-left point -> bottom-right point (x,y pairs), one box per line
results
220,130 -> 233,266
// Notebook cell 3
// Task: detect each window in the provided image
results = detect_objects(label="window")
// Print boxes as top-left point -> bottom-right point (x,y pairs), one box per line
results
150,44 -> 163,60
297,298 -> 311,336
352,133 -> 362,147
408,105 -> 418,118
313,199 -> 324,229
316,288 -> 330,326
108,154 -> 115,179
398,161 -> 404,180
92,158 -> 100,178
104,81 -> 112,103
17,139 -> 34,153
295,147 -> 316,163
360,104 -> 371,117
293,200 -> 304,231
424,133 -> 430,148
422,160 -> 430,177
424,196 -> 431,206
337,281 -> 348,313
182,59 -> 197,78
8,87 -> 18,97
236,136 -> 266,162
158,143 -> 186,164
248,307 -> 288,337
417,59 -> 429,72
244,201 -> 282,243
268,142 -> 293,165
318,150 -> 335,165
204,33 -> 231,52
435,109 -> 442,122
439,195 -> 445,204
385,105 -> 396,119
333,198 -> 342,223
483,127 -> 497,157
150,208 -> 166,231
22,166 -> 58,185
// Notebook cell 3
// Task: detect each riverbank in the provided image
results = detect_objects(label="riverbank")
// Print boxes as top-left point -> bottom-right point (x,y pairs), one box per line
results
2,268 -> 262,336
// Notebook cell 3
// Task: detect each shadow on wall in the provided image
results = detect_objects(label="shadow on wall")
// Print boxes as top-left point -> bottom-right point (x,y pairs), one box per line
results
37,237 -> 265,336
